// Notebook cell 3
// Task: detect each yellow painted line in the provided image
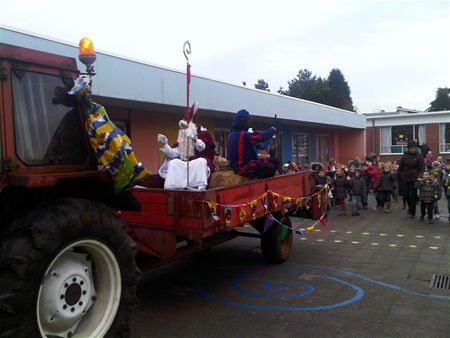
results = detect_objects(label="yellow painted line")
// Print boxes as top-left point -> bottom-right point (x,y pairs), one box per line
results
316,239 -> 324,242
371,243 -> 379,246
433,236 -> 442,239
409,245 -> 417,248
345,231 -> 353,234
388,244 -> 397,247
415,235 -> 424,238
334,240 -> 342,243
362,232 -> 370,235
396,234 -> 405,237
351,241 -> 360,244
429,246 -> 439,250
379,233 -> 388,236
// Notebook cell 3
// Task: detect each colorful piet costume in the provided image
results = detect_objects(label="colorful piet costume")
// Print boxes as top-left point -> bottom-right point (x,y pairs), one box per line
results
227,109 -> 277,179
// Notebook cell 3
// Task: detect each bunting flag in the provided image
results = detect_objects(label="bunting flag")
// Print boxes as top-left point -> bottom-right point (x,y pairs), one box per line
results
224,206 -> 232,225
278,224 -> 288,241
249,199 -> 258,219
304,197 -> 312,210
261,193 -> 268,212
317,193 -> 322,208
239,206 -> 247,222
207,201 -> 220,222
262,213 -> 275,233
295,197 -> 303,206
295,229 -> 304,236
307,225 -> 315,232
319,215 -> 328,229
283,196 -> 292,212
272,192 -> 279,208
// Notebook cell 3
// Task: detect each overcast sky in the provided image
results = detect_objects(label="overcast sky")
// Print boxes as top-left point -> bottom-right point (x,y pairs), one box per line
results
1,0 -> 448,112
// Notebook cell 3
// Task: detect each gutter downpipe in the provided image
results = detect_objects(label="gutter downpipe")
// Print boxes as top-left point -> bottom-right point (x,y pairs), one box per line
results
372,119 -> 375,155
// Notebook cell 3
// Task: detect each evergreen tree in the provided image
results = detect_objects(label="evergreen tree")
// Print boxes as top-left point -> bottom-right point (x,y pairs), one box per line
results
428,88 -> 450,111
326,68 -> 354,111
254,79 -> 270,92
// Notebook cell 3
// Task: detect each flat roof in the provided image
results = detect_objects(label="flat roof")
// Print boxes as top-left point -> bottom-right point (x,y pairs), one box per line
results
1,25 -> 366,129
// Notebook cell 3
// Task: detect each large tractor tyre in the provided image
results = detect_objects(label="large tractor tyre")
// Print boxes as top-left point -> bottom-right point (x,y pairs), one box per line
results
260,214 -> 293,264
0,199 -> 141,338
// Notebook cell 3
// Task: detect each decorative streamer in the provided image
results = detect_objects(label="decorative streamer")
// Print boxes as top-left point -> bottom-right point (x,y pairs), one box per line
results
272,192 -> 279,208
283,196 -> 292,212
262,213 -> 275,233
207,201 -> 220,222
249,199 -> 258,219
239,206 -> 247,222
224,206 -> 232,226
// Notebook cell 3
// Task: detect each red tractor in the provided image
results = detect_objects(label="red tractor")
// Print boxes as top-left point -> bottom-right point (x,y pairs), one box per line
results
0,38 -> 325,338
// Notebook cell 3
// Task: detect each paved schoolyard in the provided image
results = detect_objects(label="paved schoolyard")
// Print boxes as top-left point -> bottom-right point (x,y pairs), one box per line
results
130,197 -> 450,338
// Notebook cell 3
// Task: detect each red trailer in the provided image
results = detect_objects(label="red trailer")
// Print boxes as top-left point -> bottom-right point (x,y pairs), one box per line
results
121,171 -> 327,269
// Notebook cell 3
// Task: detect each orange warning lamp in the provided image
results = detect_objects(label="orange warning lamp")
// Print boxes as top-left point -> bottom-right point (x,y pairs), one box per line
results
78,37 -> 96,75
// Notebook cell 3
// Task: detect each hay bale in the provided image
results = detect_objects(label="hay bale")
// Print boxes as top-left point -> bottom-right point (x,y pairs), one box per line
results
209,170 -> 251,189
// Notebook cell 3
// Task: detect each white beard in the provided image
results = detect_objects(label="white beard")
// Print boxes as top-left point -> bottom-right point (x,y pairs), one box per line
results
177,122 -> 198,161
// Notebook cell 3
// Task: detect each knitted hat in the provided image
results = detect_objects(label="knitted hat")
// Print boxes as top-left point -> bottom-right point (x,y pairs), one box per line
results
407,140 -> 418,149
232,109 -> 250,128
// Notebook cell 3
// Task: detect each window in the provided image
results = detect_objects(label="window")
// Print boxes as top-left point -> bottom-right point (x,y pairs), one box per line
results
439,124 -> 450,153
380,125 -> 425,154
12,70 -> 87,165
292,134 -> 309,166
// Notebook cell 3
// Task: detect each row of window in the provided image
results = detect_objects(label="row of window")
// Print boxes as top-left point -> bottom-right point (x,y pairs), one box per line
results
380,124 -> 450,154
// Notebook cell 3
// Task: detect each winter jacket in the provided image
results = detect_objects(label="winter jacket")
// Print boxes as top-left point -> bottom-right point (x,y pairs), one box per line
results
366,165 -> 381,189
398,151 -> 425,182
333,175 -> 348,199
415,179 -> 438,203
348,177 -> 367,196
376,171 -> 396,192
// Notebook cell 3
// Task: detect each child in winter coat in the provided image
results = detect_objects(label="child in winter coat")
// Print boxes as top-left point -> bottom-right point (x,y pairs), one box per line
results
361,162 -> 370,209
376,164 -> 396,213
415,171 -> 439,224
429,172 -> 442,219
392,163 -> 400,202
443,166 -> 450,221
333,167 -> 349,215
348,169 -> 367,216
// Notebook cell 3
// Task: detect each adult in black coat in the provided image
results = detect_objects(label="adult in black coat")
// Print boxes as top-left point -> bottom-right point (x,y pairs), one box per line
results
398,140 -> 425,217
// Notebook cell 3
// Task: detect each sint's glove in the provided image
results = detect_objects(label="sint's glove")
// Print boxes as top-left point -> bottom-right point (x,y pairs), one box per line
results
184,129 -> 195,139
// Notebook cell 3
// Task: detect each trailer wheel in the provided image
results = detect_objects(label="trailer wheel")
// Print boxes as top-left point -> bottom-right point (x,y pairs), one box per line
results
0,199 -> 140,338
260,214 -> 293,264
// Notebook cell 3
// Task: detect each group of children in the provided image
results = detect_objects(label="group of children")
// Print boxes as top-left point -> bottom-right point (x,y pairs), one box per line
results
312,158 -> 450,223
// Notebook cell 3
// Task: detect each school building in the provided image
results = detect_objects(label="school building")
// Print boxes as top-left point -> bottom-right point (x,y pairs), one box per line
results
2,27 -> 367,172
365,107 -> 450,162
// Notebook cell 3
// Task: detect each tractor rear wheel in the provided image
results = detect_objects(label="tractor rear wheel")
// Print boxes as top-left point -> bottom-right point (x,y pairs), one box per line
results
0,199 -> 140,338
260,214 -> 293,264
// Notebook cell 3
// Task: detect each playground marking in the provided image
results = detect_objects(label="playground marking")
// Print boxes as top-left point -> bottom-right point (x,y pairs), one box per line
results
429,247 -> 439,250
330,230 -> 337,233
371,243 -> 379,246
316,239 -> 324,242
362,232 -> 370,235
315,229 -> 321,232
300,238 -> 307,240
415,235 -> 424,238
345,231 -> 353,234
396,234 -> 405,237
334,240 -> 342,243
379,233 -> 387,236
351,241 -> 360,244
409,245 -> 417,248
388,244 -> 397,247
433,236 -> 442,239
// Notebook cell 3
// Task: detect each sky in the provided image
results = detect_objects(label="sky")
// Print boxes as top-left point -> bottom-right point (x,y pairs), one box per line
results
1,0 -> 449,113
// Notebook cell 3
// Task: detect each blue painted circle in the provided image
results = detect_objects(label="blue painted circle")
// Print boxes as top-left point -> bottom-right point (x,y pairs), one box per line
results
195,272 -> 365,311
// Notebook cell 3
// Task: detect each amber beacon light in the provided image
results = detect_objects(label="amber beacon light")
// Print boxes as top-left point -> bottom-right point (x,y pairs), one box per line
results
78,37 -> 96,75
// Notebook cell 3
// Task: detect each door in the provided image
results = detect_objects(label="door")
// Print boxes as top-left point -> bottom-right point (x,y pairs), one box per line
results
316,134 -> 329,164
